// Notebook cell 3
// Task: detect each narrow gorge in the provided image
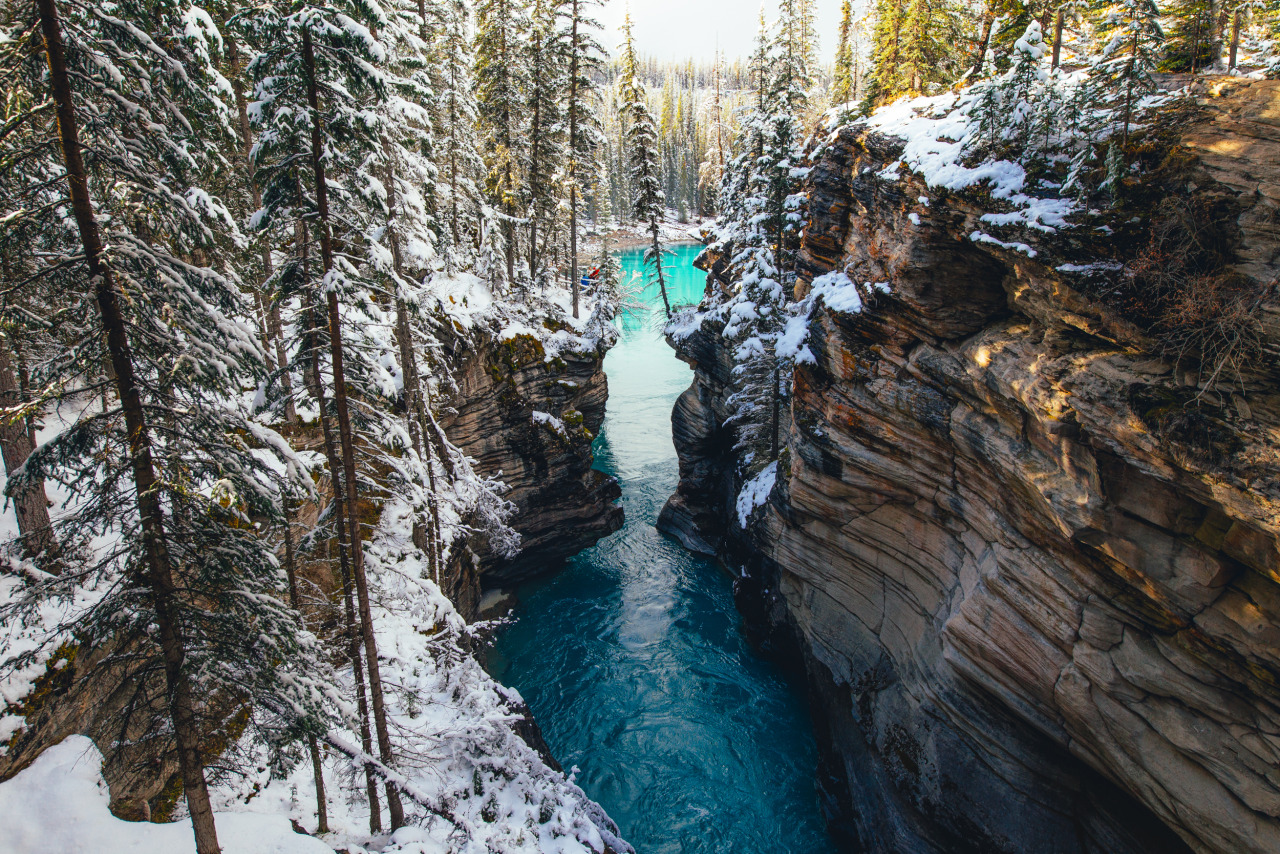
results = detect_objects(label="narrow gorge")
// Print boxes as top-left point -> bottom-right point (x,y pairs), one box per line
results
4,1 -> 1280,852
662,79 -> 1280,854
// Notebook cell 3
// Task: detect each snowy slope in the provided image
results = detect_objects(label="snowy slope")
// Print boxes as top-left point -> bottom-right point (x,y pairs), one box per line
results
0,736 -> 333,854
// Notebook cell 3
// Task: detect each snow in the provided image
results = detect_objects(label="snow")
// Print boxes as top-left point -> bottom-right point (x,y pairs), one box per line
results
0,736 -> 333,854
810,271 -> 869,314
1057,261 -> 1123,273
206,498 -> 629,854
736,462 -> 778,529
907,212 -> 922,226
532,410 -> 569,438
847,86 -> 1069,235
970,230 -> 1038,258
0,574 -> 108,752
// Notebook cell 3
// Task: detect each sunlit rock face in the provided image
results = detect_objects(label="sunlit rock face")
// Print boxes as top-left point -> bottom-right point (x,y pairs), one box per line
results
669,80 -> 1280,854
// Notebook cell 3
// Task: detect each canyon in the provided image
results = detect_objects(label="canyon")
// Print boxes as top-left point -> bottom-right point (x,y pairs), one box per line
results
662,78 -> 1280,853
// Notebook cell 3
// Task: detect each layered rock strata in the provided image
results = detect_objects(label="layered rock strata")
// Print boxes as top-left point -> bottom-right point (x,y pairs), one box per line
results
665,80 -> 1280,853
438,322 -> 622,596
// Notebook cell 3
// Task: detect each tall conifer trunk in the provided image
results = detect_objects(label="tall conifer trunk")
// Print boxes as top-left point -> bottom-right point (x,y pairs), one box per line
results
227,35 -> 296,424
1052,9 -> 1066,68
972,11 -> 994,78
382,144 -> 444,589
278,497 -> 329,833
304,294 -> 382,832
301,28 -> 405,831
568,1 -> 581,318
36,0 -> 219,849
0,339 -> 54,562
1229,9 -> 1242,70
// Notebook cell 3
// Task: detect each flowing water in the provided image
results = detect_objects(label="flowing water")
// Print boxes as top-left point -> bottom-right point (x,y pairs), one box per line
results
490,243 -> 832,853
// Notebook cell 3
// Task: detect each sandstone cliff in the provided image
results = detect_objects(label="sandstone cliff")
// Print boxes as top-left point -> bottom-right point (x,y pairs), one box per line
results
665,80 -> 1280,853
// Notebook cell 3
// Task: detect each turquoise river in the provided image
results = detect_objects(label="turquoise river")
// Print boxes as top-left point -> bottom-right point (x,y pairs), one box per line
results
489,243 -> 833,853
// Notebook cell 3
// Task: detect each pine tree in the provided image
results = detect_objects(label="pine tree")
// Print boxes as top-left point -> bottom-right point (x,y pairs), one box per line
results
560,0 -> 607,318
775,0 -> 818,115
868,0 -> 966,104
1091,0 -> 1164,145
833,0 -> 857,105
430,0 -> 487,266
619,14 -> 671,317
6,1 -> 336,851
0,40 -> 59,563
475,0 -> 532,286
525,0 -> 566,286
697,49 -> 731,216
218,5 -> 298,427
1163,0 -> 1218,72
250,0 -> 410,830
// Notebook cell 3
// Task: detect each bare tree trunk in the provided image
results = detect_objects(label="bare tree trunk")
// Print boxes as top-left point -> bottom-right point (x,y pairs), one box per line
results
0,340 -> 54,562
505,161 -> 516,286
12,338 -> 38,447
1210,0 -> 1226,67
303,287 -> 381,832
381,153 -> 443,577
569,2 -> 581,319
1229,9 -> 1243,70
1052,9 -> 1066,69
971,10 -> 994,78
308,738 -> 329,833
279,500 -> 328,834
37,0 -> 219,849
650,223 -> 670,318
302,29 -> 404,831
297,210 -> 377,830
227,35 -> 296,424
770,364 -> 780,461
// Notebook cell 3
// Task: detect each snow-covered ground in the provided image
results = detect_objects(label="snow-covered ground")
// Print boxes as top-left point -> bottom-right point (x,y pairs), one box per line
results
201,499 -> 629,854
0,736 -> 332,854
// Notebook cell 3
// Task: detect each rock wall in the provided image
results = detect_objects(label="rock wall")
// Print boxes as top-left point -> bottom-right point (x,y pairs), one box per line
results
664,81 -> 1280,853
438,323 -> 622,597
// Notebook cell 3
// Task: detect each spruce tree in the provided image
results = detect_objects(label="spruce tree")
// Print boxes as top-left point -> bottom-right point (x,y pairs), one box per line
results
475,0 -> 532,286
619,14 -> 671,317
868,0 -> 965,103
833,0 -> 857,105
776,0 -> 818,115
6,1 -> 336,851
525,0 -> 566,286
560,0 -> 607,318
1091,0 -> 1164,145
1163,0 -> 1217,72
250,0 -> 410,829
431,0 -> 487,266
698,49 -> 731,216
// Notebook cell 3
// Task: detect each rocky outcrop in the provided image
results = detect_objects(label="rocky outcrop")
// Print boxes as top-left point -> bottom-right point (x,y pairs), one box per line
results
667,81 -> 1280,853
438,322 -> 622,595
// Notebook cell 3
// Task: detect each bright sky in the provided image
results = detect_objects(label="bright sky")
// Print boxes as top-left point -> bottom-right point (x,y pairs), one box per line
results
596,1 -> 851,63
